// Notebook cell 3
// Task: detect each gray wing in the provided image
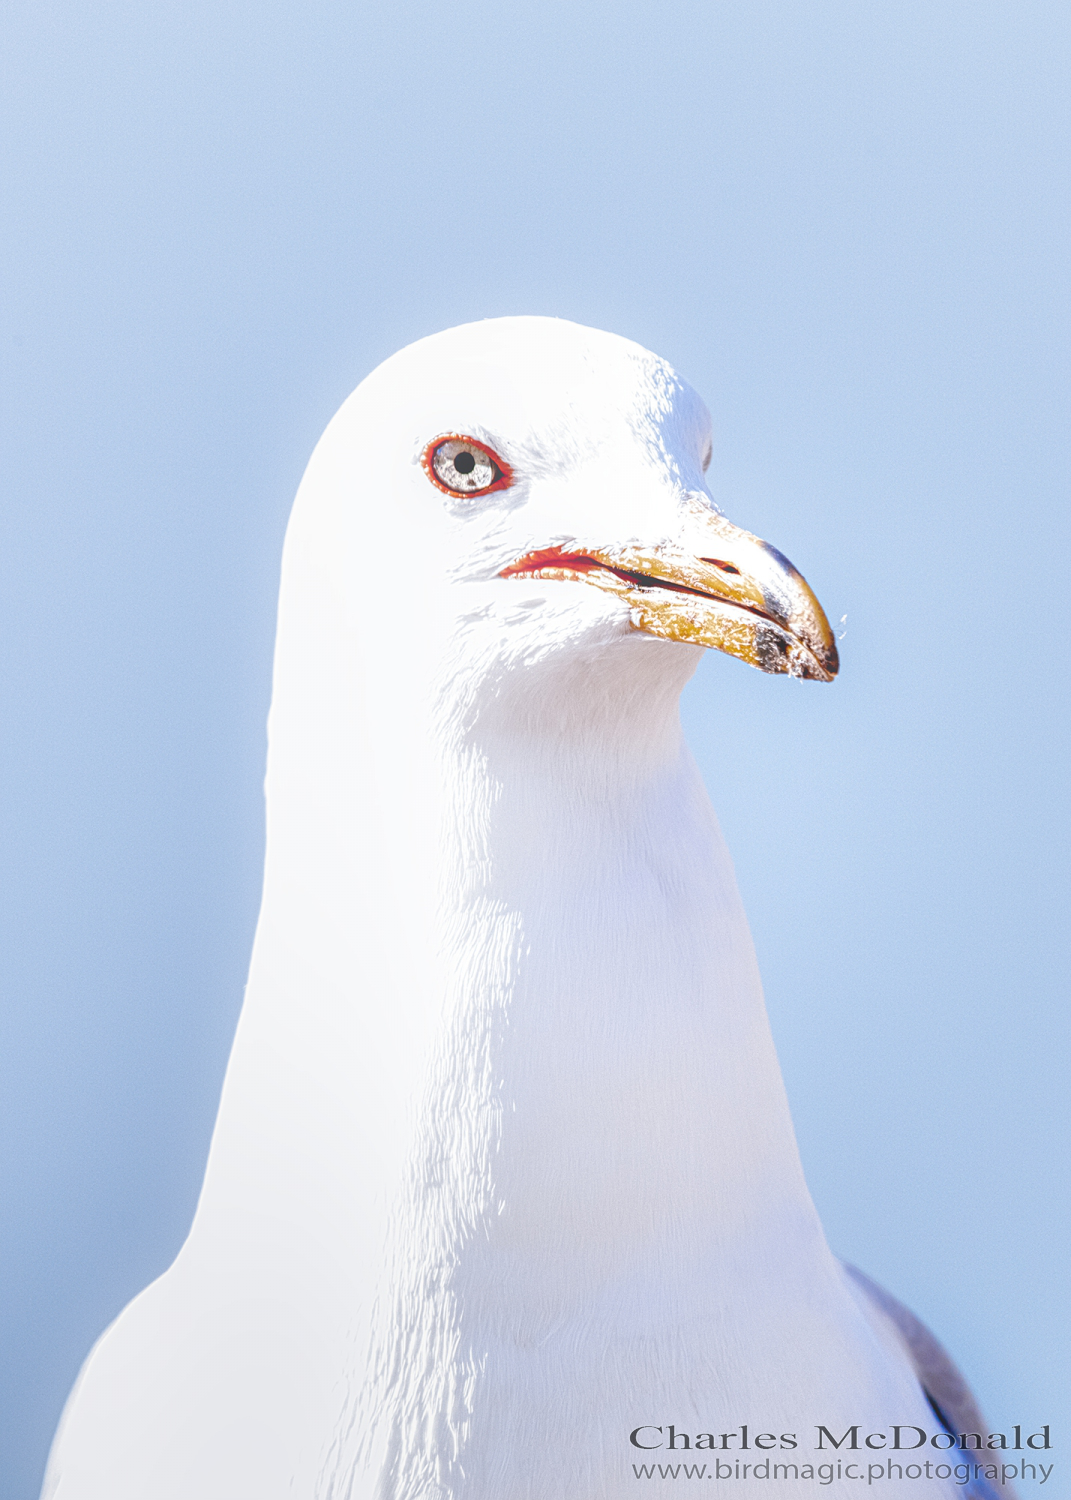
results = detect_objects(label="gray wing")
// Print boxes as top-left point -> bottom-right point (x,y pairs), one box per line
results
844,1264 -> 1015,1500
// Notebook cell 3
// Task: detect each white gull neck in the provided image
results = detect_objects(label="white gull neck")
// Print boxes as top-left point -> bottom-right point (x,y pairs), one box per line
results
420,628 -> 818,1266
196,597 -> 815,1253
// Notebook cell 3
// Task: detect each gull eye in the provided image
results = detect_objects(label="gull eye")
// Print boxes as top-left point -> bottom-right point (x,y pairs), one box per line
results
423,436 -> 511,496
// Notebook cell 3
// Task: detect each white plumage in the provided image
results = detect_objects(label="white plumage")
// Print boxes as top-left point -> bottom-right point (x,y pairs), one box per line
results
44,318 -> 992,1500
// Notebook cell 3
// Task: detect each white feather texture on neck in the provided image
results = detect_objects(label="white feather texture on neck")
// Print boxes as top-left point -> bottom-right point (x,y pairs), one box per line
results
42,319 -> 950,1500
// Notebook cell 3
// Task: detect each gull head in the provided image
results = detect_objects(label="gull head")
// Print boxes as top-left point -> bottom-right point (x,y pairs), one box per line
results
287,317 -> 837,739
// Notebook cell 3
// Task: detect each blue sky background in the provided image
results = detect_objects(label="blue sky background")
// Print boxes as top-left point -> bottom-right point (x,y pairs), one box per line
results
1,2 -> 1068,1496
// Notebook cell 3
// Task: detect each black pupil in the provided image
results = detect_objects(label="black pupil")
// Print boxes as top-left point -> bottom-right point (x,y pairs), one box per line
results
453,450 -> 477,475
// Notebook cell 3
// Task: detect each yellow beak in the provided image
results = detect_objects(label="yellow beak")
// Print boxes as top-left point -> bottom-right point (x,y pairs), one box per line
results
500,497 -> 839,682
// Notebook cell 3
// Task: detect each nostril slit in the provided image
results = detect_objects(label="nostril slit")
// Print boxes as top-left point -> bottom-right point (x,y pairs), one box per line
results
700,557 -> 741,575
